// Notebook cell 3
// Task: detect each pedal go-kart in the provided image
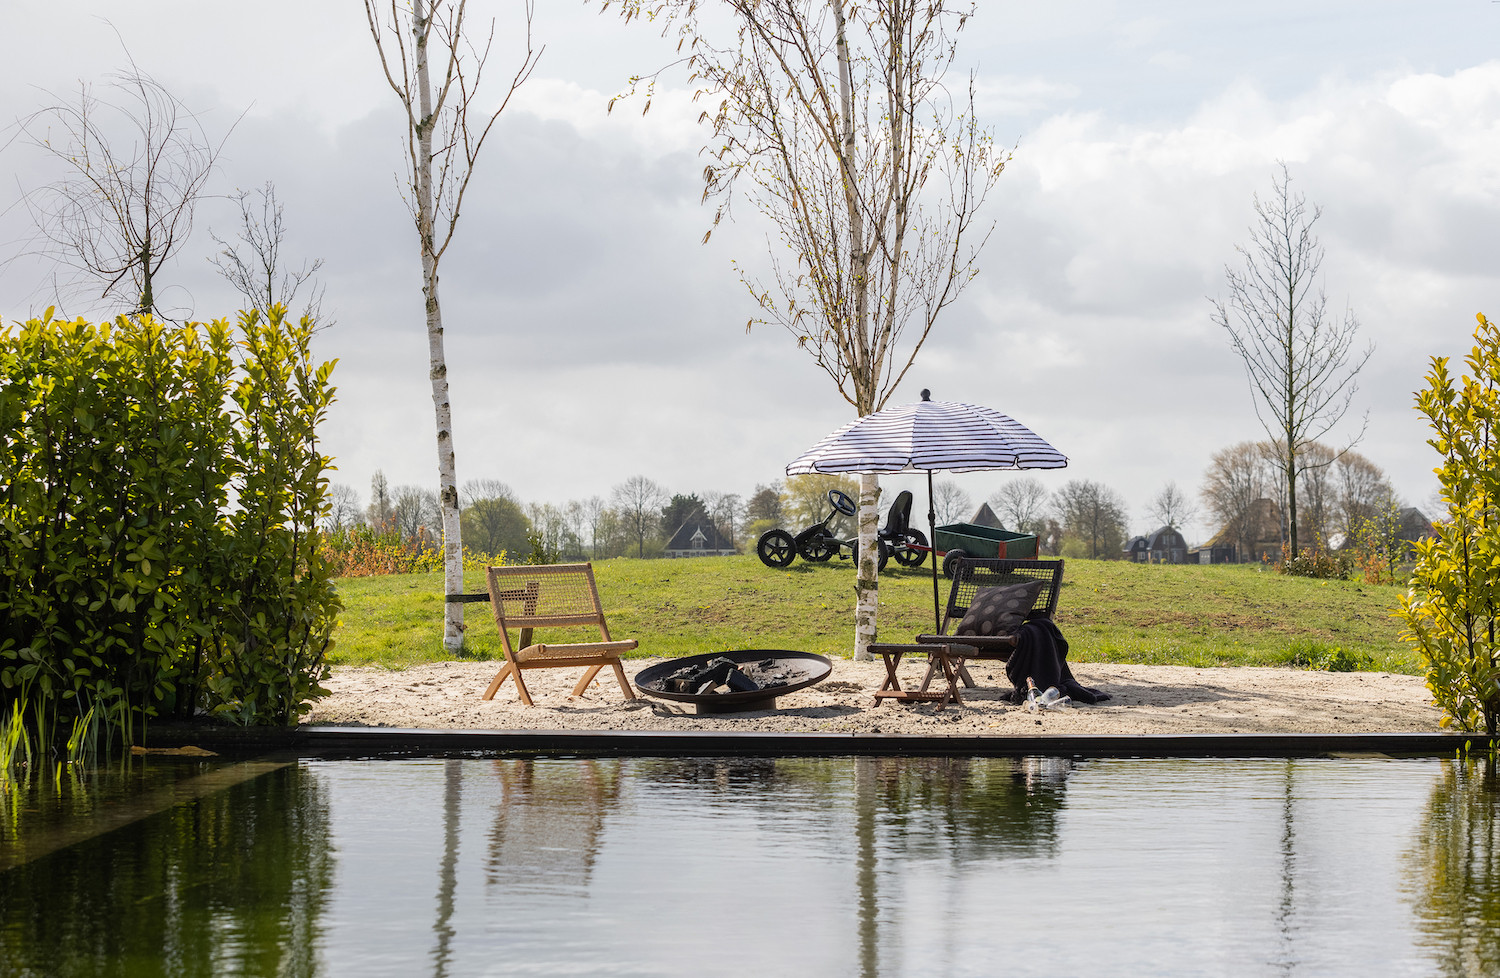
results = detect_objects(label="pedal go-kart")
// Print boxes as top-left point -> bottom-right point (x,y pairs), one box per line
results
755,489 -> 929,571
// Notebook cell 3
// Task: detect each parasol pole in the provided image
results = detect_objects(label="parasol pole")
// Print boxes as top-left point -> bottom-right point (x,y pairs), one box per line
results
928,468 -> 940,633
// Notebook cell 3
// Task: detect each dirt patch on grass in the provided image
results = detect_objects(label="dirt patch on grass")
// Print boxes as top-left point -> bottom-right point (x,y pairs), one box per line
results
307,658 -> 1443,736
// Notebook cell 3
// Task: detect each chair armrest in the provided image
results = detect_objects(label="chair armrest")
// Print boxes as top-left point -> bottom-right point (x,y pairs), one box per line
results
915,633 -> 1017,650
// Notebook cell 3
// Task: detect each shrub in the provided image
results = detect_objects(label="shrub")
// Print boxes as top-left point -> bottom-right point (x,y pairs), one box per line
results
0,308 -> 340,754
1277,544 -> 1353,581
321,523 -> 509,577
1398,313 -> 1500,734
1278,638 -> 1372,672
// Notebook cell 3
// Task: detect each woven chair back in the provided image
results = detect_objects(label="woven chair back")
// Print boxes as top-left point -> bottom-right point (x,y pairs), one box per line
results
941,558 -> 1065,633
486,563 -> 609,631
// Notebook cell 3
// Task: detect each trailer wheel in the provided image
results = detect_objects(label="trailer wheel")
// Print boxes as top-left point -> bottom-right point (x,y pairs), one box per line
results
941,548 -> 969,579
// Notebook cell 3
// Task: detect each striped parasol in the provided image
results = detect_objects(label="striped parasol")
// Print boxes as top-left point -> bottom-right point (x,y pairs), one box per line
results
786,389 -> 1066,631
785,393 -> 1067,475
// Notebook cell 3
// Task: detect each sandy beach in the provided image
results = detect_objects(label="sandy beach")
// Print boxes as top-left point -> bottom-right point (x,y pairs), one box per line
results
307,658 -> 1445,736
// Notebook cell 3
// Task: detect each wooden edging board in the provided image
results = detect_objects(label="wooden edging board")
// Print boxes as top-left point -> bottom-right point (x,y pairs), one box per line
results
145,724 -> 1493,760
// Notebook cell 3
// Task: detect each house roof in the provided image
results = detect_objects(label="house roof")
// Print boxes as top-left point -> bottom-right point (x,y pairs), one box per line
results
969,502 -> 1004,529
1146,525 -> 1186,550
664,520 -> 734,552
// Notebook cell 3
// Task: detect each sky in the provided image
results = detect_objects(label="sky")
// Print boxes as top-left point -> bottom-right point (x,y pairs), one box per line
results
3,1 -> 1498,544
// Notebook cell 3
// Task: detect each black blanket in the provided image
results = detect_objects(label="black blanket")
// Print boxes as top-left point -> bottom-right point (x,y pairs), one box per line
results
1004,618 -> 1111,705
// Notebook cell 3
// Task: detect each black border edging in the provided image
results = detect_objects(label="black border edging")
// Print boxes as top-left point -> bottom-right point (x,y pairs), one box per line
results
149,724 -> 1491,760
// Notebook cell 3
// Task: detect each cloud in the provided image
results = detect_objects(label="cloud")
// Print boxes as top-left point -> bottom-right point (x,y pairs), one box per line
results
3,4 -> 1496,544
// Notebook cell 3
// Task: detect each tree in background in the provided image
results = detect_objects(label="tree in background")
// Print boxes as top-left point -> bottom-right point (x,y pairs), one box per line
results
932,480 -> 973,526
1054,479 -> 1127,560
580,495 -> 608,559
368,470 -> 394,530
327,484 -> 364,531
701,490 -> 743,548
1335,449 -> 1396,544
612,475 -> 667,558
784,474 -> 860,527
608,0 -> 1004,660
1399,313 -> 1500,735
1212,162 -> 1372,555
363,0 -> 541,651
990,477 -> 1050,536
746,483 -> 785,526
460,484 -> 530,559
20,63 -> 230,317
660,493 -> 708,536
391,484 -> 440,543
1200,441 -> 1270,556
1146,481 -> 1198,531
210,181 -> 328,324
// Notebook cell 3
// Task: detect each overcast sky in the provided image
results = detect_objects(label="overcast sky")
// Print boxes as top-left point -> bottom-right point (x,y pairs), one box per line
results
4,2 -> 1498,542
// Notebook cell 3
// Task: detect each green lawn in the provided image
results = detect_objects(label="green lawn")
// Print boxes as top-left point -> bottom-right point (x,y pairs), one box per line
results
328,554 -> 1420,674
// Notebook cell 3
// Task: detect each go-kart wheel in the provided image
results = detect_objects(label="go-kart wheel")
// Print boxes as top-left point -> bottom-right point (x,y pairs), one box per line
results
941,548 -> 969,579
828,489 -> 857,517
799,535 -> 837,562
894,528 -> 928,567
757,529 -> 796,568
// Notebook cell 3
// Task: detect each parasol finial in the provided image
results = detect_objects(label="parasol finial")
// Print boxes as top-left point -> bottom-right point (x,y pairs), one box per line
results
920,388 -> 931,401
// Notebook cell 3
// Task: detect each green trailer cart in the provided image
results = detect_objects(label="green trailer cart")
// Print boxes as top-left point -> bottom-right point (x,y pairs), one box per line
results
933,523 -> 1039,577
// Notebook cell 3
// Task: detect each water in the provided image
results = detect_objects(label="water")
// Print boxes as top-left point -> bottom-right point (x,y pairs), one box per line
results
2,754 -> 1499,976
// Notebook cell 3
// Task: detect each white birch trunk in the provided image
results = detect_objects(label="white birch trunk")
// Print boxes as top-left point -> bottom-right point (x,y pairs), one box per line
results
834,1 -> 879,661
413,0 -> 466,651
853,472 -> 880,661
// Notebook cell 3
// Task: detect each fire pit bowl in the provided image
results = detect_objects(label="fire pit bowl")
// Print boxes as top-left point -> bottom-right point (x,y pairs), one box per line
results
634,650 -> 832,715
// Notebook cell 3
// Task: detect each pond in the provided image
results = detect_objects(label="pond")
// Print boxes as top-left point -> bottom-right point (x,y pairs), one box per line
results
1,754 -> 1498,976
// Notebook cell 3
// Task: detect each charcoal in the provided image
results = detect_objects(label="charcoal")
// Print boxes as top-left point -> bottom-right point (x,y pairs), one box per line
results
723,667 -> 760,693
666,656 -> 738,692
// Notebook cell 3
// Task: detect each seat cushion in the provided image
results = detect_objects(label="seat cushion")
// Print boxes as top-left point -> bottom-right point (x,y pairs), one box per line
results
954,580 -> 1045,637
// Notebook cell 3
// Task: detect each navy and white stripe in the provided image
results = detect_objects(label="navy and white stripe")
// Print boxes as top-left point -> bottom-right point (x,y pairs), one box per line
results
785,398 -> 1067,475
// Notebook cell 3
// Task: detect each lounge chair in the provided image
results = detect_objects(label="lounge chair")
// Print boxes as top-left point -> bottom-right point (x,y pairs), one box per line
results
914,557 -> 1066,688
481,562 -> 638,705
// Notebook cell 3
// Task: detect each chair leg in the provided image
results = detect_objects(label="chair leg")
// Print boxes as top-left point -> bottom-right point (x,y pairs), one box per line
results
571,664 -> 605,697
511,667 -> 535,706
611,659 -> 636,700
483,663 -> 515,700
956,661 -> 977,688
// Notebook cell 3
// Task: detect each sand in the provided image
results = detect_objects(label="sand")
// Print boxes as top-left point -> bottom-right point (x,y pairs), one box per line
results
306,658 -> 1445,736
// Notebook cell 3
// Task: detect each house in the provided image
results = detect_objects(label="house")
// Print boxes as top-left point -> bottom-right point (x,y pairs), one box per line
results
1203,498 -> 1283,564
1123,526 -> 1190,563
663,521 -> 736,557
1398,508 -> 1436,552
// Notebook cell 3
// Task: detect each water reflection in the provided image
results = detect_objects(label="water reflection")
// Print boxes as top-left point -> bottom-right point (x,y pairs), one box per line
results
1,755 -> 1482,976
862,755 -> 1072,860
487,757 -> 623,892
1407,758 -> 1500,975
0,763 -> 331,977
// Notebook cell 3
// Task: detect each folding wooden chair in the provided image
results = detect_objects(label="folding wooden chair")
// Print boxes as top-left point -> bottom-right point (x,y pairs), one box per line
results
481,563 -> 638,705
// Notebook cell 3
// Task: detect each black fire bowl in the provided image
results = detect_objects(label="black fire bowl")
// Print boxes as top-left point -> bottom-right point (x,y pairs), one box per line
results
634,650 -> 833,715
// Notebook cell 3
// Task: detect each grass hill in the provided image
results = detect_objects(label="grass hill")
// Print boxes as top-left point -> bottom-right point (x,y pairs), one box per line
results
329,554 -> 1418,674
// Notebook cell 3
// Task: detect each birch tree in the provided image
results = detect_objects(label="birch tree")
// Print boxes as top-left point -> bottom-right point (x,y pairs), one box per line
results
364,0 -> 540,650
608,0 -> 1005,658
1212,163 -> 1372,556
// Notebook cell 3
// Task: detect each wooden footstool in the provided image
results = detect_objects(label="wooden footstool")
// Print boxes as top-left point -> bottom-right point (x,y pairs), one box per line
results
869,642 -> 974,709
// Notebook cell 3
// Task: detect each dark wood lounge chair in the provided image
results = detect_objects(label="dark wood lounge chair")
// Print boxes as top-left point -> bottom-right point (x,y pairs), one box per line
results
914,557 -> 1066,689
